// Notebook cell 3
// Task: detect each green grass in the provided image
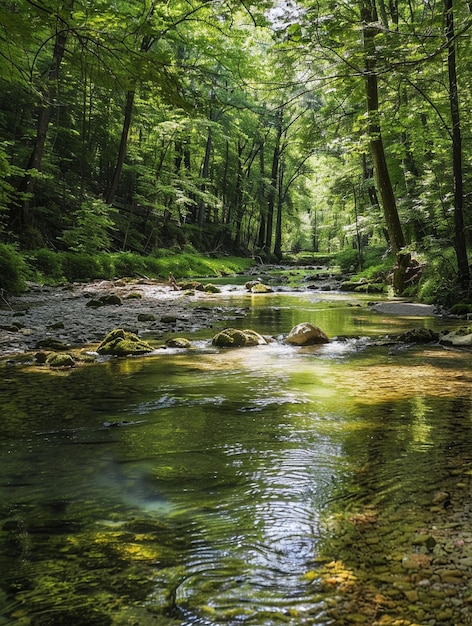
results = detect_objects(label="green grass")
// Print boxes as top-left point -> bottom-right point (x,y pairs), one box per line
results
23,249 -> 256,286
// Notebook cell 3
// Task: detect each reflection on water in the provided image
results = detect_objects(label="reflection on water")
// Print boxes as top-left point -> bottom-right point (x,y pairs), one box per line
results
1,291 -> 472,625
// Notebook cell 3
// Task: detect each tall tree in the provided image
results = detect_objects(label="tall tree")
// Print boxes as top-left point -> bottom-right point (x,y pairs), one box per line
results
444,0 -> 470,288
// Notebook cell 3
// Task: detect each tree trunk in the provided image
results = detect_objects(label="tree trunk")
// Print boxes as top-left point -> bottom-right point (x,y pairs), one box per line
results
444,0 -> 470,288
273,159 -> 284,261
105,31 -> 154,207
362,2 -> 406,255
105,90 -> 135,205
266,110 -> 283,251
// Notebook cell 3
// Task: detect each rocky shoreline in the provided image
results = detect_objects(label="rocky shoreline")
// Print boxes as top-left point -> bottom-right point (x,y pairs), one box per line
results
1,278 -> 471,361
0,278 -> 248,359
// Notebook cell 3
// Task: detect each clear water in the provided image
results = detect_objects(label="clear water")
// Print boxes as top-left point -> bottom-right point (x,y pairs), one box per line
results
0,290 -> 471,625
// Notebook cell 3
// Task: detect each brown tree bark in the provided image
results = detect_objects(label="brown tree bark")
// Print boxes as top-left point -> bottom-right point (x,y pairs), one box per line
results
444,0 -> 470,288
105,90 -> 135,206
361,1 -> 406,255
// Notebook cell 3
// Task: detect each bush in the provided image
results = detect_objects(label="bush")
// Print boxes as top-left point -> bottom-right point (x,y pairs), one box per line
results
112,252 -> 147,278
335,248 -> 361,273
60,252 -> 105,281
0,243 -> 27,293
28,248 -> 63,280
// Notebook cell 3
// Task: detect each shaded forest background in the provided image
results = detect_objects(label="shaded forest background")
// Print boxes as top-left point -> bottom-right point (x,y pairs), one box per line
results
1,0 -> 472,304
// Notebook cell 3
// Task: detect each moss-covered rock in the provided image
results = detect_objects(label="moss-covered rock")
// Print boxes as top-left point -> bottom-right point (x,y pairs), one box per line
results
285,322 -> 329,346
203,283 -> 221,293
97,328 -> 153,356
165,337 -> 191,348
212,327 -> 267,347
439,327 -> 472,346
398,328 -> 439,343
178,280 -> 204,291
46,352 -> 76,368
250,283 -> 273,294
449,303 -> 472,315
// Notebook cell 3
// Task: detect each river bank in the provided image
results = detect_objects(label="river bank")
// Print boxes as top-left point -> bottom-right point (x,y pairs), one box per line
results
0,277 -> 453,359
0,278 -> 246,358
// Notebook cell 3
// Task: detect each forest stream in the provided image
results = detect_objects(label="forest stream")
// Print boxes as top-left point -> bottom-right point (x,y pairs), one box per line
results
1,285 -> 472,625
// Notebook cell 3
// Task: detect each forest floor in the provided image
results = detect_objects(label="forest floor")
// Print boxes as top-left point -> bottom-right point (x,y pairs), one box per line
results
0,278 -> 438,359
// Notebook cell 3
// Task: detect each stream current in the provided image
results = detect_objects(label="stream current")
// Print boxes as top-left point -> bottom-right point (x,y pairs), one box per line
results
1,288 -> 472,625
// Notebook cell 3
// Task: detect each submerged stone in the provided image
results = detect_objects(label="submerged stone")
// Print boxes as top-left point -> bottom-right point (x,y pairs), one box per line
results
212,327 -> 267,347
97,328 -> 153,356
285,322 -> 329,346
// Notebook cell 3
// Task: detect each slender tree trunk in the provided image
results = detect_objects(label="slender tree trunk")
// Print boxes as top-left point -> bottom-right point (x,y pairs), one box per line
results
198,126 -> 212,227
257,144 -> 266,249
274,159 -> 284,261
105,30 -> 154,206
105,90 -> 135,205
444,0 -> 470,288
361,1 -> 406,255
266,110 -> 283,251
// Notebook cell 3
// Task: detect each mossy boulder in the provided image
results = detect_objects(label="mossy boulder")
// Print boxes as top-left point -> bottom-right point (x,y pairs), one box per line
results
212,327 -> 267,347
285,322 -> 329,346
203,283 -> 221,293
251,283 -> 273,294
398,328 -> 439,343
178,280 -> 204,291
449,303 -> 472,315
46,352 -> 76,368
439,327 -> 472,346
97,329 -> 153,356
165,337 -> 191,348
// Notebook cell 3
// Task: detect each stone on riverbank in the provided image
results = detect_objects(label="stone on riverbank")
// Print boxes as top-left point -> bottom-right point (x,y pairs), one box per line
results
285,322 -> 329,346
97,328 -> 153,356
86,294 -> 122,308
398,328 -> 439,343
212,328 -> 267,347
439,326 -> 472,346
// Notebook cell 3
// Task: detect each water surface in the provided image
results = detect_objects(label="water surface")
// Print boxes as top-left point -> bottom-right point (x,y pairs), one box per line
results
1,290 -> 471,625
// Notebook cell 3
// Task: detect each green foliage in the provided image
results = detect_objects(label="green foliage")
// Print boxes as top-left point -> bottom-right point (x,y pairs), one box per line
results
335,248 -> 361,273
60,199 -> 117,253
21,249 -> 255,284
60,253 -> 112,282
417,246 -> 461,306
112,252 -> 147,278
0,243 -> 27,293
28,248 -> 64,280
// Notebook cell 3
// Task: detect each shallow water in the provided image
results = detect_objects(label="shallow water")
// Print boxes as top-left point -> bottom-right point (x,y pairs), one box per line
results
1,290 -> 472,625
